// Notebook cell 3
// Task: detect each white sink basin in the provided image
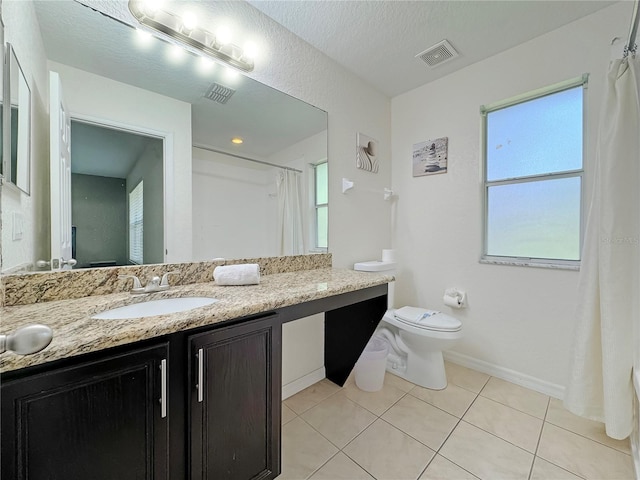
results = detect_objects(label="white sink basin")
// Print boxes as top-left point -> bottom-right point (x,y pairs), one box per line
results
92,297 -> 218,320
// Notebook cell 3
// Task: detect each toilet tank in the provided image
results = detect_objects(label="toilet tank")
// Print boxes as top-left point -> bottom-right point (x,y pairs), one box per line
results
354,260 -> 396,309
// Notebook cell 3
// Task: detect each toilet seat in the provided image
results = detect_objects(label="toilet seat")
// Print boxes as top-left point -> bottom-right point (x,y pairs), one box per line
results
393,306 -> 462,333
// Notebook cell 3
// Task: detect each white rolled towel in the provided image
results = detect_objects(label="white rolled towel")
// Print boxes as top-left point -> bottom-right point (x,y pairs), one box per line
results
213,264 -> 260,285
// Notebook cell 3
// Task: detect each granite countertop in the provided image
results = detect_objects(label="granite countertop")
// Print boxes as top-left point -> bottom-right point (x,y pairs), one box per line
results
0,268 -> 393,373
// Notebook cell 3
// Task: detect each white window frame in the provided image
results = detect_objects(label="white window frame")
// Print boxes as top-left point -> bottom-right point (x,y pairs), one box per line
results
312,161 -> 328,252
129,180 -> 144,265
480,74 -> 588,269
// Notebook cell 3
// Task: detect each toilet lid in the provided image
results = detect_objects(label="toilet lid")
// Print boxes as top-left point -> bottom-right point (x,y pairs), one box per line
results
394,306 -> 462,332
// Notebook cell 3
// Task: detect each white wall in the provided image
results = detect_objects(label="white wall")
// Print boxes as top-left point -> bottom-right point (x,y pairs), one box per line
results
226,3 -> 393,268
1,0 -> 49,272
48,61 -> 193,264
192,147 -> 277,260
391,3 -> 630,390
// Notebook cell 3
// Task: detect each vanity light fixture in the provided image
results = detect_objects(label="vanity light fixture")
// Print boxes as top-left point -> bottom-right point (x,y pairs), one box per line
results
128,0 -> 255,72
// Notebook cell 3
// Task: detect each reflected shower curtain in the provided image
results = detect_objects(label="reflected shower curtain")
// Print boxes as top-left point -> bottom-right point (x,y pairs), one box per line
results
564,56 -> 640,439
277,169 -> 306,256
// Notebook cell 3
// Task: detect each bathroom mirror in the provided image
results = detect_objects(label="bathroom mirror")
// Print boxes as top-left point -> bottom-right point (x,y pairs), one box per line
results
0,13 -> 4,186
4,43 -> 31,195
0,0 -> 327,273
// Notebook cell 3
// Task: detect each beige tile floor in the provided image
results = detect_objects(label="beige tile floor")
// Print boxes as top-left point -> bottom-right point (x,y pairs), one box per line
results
278,362 -> 634,480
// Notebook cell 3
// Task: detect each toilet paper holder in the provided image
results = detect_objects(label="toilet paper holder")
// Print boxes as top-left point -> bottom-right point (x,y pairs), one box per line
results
444,288 -> 466,308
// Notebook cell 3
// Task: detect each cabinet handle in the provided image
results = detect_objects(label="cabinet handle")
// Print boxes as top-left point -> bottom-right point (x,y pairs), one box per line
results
197,348 -> 204,403
160,359 -> 167,418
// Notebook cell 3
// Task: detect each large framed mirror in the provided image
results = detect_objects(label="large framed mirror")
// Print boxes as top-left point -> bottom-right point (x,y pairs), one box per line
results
0,0 -> 328,273
0,11 -> 4,186
4,43 -> 31,195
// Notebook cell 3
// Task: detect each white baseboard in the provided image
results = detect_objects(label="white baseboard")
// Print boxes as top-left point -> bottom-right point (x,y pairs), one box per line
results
443,350 -> 565,400
282,367 -> 326,400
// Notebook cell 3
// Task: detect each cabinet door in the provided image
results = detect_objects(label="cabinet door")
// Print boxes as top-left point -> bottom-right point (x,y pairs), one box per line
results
1,343 -> 170,480
189,314 -> 281,480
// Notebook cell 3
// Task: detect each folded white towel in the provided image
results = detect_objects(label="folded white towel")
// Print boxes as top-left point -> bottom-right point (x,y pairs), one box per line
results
213,264 -> 260,286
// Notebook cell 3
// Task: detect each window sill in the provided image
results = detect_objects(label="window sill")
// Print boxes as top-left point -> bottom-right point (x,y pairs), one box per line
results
308,248 -> 328,254
479,257 -> 580,271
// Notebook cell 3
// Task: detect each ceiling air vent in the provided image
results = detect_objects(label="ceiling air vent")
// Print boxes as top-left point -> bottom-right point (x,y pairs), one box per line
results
415,40 -> 459,68
204,82 -> 236,104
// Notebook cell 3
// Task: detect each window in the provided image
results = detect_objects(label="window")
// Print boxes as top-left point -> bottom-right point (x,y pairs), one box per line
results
313,162 -> 328,250
481,76 -> 587,267
129,181 -> 144,264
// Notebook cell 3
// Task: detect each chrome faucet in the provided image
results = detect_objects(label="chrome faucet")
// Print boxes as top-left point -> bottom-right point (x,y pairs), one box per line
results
119,271 -> 180,294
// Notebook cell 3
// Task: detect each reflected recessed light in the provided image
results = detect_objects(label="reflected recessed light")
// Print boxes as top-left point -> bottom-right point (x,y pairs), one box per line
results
137,28 -> 152,38
224,67 -> 240,81
135,28 -> 153,46
168,44 -> 186,62
199,56 -> 215,72
231,137 -> 243,144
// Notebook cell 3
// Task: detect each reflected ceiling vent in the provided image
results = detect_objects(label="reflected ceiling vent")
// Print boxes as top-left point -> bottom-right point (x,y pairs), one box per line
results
415,40 -> 459,68
204,82 -> 236,104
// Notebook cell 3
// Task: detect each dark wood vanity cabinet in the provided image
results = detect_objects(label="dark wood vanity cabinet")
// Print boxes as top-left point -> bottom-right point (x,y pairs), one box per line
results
0,314 -> 281,480
189,314 -> 281,480
0,343 -> 170,480
1,285 -> 388,480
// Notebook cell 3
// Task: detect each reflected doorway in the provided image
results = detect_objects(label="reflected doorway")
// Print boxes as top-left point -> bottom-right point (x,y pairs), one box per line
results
70,120 -> 163,268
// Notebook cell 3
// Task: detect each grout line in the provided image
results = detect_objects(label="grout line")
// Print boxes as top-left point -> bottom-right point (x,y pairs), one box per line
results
426,386 -> 482,477
527,396 -> 550,480
476,391 -> 548,420
295,399 -> 374,452
532,456 -> 588,480
303,449 -> 341,480
340,449 -> 377,479
457,418 -> 536,455
544,421 -> 633,457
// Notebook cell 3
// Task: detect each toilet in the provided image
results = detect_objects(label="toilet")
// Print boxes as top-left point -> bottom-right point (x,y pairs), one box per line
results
354,260 -> 463,390
376,307 -> 462,390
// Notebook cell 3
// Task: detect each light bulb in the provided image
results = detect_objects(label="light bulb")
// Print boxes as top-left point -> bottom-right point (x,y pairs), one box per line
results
216,26 -> 232,45
181,11 -> 197,32
231,137 -> 243,144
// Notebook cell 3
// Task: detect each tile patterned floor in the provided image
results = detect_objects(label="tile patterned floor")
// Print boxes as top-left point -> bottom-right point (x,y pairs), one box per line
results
277,362 -> 634,480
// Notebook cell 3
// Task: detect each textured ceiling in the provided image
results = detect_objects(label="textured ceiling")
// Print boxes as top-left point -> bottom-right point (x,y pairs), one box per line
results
248,0 -> 615,97
33,0 -> 619,163
33,0 -> 327,159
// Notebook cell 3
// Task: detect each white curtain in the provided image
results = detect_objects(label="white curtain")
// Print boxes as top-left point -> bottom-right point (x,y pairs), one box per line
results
277,169 -> 306,256
564,56 -> 640,440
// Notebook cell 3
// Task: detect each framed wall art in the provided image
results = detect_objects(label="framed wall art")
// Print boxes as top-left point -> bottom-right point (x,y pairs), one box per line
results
413,137 -> 447,177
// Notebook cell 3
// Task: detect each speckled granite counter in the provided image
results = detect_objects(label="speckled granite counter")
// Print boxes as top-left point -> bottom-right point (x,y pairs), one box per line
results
0,268 -> 393,373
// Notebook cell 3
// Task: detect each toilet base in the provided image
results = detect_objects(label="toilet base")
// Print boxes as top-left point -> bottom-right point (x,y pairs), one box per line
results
385,349 -> 448,390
